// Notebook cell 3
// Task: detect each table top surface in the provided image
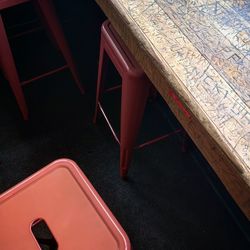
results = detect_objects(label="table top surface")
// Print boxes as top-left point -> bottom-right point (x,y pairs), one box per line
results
108,0 -> 250,182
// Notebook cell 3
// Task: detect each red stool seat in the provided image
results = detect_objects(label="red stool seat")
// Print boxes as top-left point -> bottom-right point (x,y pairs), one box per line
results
94,20 -> 151,178
0,159 -> 131,250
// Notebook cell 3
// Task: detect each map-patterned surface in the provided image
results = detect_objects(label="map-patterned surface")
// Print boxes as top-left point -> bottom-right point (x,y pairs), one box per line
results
113,0 -> 250,179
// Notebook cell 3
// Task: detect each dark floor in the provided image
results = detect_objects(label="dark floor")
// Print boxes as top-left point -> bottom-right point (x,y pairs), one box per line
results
0,1 -> 250,249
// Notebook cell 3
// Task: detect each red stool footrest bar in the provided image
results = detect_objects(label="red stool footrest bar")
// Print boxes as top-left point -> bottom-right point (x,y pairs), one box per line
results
20,65 -> 68,86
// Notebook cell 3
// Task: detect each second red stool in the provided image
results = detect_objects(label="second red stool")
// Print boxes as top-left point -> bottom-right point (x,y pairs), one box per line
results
0,0 -> 84,120
94,20 -> 151,178
0,159 -> 130,249
94,20 -> 187,178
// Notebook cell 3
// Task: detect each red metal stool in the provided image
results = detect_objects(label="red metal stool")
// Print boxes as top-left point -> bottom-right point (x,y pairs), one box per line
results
0,0 -> 84,120
94,20 -> 150,178
94,20 -> 187,178
0,159 -> 131,250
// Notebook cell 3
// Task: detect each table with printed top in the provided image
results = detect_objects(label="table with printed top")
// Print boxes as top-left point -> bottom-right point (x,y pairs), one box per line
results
95,0 -> 250,219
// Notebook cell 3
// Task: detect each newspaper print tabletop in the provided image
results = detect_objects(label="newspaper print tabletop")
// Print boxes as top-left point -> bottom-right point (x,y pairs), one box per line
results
109,0 -> 250,182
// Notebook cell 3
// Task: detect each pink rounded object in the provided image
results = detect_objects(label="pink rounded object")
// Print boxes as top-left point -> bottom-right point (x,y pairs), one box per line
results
0,159 -> 131,250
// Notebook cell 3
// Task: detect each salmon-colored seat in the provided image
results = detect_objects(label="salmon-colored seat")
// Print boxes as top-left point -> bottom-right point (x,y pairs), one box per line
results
0,0 -> 84,120
0,159 -> 131,250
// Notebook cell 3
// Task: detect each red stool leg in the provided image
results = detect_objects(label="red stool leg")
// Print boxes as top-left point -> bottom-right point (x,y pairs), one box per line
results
120,75 -> 150,178
34,0 -> 84,94
0,15 -> 28,120
33,1 -> 59,51
93,38 -> 109,123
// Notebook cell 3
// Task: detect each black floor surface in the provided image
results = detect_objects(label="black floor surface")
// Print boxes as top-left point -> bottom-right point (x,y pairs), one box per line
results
0,1 -> 250,249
